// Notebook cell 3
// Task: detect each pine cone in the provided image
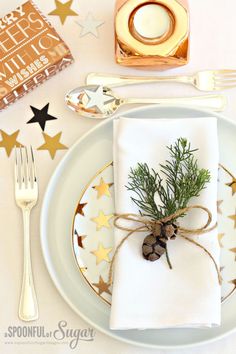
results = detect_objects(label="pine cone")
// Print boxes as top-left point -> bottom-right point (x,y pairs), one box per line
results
162,222 -> 179,239
142,222 -> 179,262
142,234 -> 167,261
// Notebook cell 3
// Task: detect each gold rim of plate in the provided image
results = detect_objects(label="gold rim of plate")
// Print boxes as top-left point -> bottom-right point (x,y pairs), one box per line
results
71,161 -> 113,305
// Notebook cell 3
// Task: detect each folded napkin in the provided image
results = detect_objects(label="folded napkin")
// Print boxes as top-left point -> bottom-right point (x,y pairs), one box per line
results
110,117 -> 221,330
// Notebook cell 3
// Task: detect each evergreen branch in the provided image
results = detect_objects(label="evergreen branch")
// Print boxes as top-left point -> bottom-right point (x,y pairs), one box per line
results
126,138 -> 210,220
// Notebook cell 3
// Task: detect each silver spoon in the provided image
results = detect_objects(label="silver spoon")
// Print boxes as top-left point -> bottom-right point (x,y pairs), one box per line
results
65,85 -> 227,119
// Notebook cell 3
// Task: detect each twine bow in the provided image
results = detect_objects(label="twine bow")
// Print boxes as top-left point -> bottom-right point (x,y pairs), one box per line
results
108,205 -> 222,285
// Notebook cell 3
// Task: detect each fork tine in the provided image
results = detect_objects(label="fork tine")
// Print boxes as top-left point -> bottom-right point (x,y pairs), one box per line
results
214,80 -> 236,86
30,146 -> 37,187
14,147 -> 19,186
24,146 -> 29,188
20,146 -> 25,188
215,75 -> 236,80
214,70 -> 236,76
214,84 -> 236,91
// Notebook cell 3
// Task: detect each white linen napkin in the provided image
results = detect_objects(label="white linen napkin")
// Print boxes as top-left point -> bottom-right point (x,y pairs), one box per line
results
110,117 -> 221,330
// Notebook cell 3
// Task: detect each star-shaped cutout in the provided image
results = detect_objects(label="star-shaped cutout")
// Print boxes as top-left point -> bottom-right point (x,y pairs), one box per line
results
37,132 -> 68,159
75,230 -> 86,248
75,202 -> 87,216
91,210 -> 113,230
48,0 -> 78,25
92,178 -> 113,199
76,12 -> 104,37
91,243 -> 112,264
92,275 -> 111,295
218,233 -> 224,248
217,200 -> 223,214
220,164 -> 236,195
228,210 -> 236,229
0,130 -> 22,156
84,86 -> 114,113
27,103 -> 58,131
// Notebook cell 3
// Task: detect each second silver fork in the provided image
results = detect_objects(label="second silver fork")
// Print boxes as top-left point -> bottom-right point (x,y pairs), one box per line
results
15,147 -> 39,321
86,70 -> 236,91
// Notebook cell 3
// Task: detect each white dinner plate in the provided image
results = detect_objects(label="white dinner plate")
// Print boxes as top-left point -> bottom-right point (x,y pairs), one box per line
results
41,105 -> 236,349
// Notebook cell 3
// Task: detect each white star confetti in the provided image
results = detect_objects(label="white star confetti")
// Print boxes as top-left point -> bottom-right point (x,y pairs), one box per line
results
84,86 -> 114,112
76,12 -> 104,38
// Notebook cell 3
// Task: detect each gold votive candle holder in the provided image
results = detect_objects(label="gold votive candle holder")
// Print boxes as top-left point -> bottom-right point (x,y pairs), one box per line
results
115,0 -> 190,70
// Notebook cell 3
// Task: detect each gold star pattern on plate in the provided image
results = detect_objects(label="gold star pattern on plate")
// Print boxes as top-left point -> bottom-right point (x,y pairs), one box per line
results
91,243 -> 112,264
75,202 -> 87,216
226,179 -> 236,196
75,230 -> 86,248
37,132 -> 68,159
92,275 -> 111,295
218,233 -> 224,248
229,279 -> 236,286
228,210 -> 236,229
229,248 -> 236,261
220,164 -> 236,195
92,177 -> 113,199
91,210 -> 113,231
217,200 -> 223,214
0,130 -> 22,156
48,0 -> 78,25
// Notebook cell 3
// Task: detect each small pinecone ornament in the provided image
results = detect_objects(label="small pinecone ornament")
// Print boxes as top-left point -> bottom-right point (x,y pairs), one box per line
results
142,222 -> 179,262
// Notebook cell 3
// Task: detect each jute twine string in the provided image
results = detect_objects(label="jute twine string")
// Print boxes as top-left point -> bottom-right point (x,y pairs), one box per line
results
108,205 -> 222,286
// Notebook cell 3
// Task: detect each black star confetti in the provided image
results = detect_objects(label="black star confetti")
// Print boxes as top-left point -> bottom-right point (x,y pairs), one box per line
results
27,103 -> 58,131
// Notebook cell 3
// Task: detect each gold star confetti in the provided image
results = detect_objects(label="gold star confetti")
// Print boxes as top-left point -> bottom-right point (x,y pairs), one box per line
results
217,200 -> 223,214
75,202 -> 87,216
218,233 -> 224,248
92,275 -> 111,295
228,210 -> 236,229
229,248 -> 236,261
75,230 -> 86,248
48,0 -> 78,25
91,243 -> 112,264
92,177 -> 113,199
37,132 -> 68,159
0,130 -> 22,156
91,211 -> 113,230
219,164 -> 236,195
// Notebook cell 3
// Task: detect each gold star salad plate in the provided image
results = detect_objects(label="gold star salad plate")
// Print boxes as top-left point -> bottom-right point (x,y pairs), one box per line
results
72,160 -> 236,305
41,105 -> 236,349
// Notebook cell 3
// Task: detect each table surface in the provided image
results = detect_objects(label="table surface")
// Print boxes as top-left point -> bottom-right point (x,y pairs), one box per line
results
0,0 -> 236,353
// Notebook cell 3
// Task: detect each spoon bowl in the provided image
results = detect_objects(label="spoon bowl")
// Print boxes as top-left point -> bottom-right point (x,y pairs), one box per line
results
65,85 -> 120,119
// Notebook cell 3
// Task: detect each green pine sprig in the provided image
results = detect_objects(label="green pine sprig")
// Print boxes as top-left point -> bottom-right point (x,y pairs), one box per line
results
126,138 -> 210,220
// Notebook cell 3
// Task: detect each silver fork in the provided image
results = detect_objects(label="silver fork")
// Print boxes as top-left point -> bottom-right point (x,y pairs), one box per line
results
15,146 -> 39,321
86,70 -> 236,91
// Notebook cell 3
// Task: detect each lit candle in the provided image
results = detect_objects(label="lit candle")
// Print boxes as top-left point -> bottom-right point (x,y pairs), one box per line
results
133,4 -> 171,39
